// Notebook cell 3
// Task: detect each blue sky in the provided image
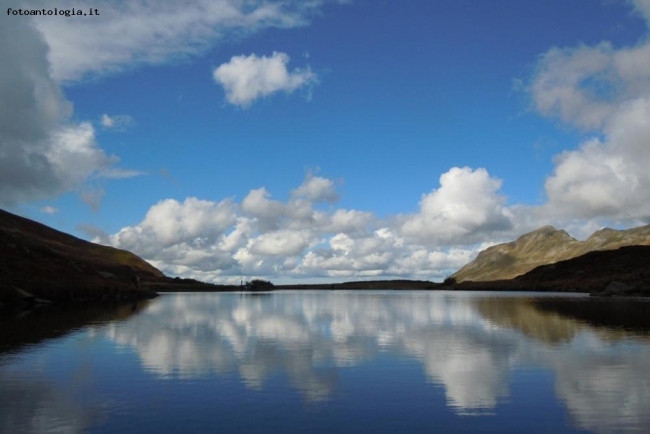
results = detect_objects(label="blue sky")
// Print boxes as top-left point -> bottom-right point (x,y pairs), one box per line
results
3,0 -> 650,283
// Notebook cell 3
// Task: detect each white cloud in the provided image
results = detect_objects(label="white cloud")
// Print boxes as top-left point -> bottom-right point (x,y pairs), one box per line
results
40,206 -> 59,215
25,0 -> 333,83
109,158 -> 650,282
543,97 -> 650,221
324,209 -> 375,235
528,0 -> 650,131
109,197 -> 238,255
100,114 -> 134,131
529,42 -> 619,130
0,18 -> 137,207
213,52 -> 317,107
291,174 -> 338,203
241,188 -> 286,222
103,173 -> 501,283
529,0 -> 650,222
112,162 -> 643,282
47,123 -> 120,188
249,229 -> 315,256
400,167 -> 513,244
631,0 -> 650,23
240,178 -> 338,233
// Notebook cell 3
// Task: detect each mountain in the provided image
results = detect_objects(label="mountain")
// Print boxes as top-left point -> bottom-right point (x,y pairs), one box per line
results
452,224 -> 650,282
514,245 -> 650,294
0,208 -> 162,306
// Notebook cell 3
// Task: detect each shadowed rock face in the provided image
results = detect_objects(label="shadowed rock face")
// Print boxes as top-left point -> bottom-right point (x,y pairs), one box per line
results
0,208 -> 162,304
452,224 -> 650,282
513,245 -> 650,294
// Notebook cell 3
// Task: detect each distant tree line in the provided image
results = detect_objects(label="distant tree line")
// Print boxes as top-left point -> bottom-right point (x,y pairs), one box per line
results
443,276 -> 457,285
243,279 -> 274,291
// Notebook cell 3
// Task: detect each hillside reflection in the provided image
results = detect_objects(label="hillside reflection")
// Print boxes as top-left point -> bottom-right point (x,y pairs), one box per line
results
0,300 -> 151,355
103,291 -> 650,431
0,301 -> 151,434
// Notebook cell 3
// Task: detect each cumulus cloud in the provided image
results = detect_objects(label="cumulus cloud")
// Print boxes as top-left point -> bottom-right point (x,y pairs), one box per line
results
400,167 -> 513,244
213,52 -> 317,107
544,97 -> 650,221
529,42 -> 620,130
529,0 -> 650,222
47,123 -> 121,187
23,0 -> 332,83
106,164 -> 648,283
291,174 -> 338,203
109,197 -> 238,256
104,172 -> 508,283
249,229 -> 315,256
0,16 -> 137,207
241,188 -> 286,225
322,209 -> 375,235
240,175 -> 337,232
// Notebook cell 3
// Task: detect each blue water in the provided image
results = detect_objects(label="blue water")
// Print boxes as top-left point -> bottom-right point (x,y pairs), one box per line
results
1,291 -> 649,433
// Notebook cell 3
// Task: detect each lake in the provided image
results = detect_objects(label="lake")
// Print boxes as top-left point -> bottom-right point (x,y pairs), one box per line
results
1,290 -> 650,433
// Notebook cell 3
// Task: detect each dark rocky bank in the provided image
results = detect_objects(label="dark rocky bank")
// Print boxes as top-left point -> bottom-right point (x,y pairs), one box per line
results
0,208 -> 163,309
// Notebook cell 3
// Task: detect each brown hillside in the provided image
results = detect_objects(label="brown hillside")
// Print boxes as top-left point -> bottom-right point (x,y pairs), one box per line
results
452,224 -> 650,282
0,208 -> 161,304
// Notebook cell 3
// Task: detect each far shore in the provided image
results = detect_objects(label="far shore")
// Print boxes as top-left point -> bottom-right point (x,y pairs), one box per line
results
151,278 -> 650,297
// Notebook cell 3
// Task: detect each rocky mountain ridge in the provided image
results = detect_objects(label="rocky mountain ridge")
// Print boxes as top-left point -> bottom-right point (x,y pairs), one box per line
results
452,224 -> 650,282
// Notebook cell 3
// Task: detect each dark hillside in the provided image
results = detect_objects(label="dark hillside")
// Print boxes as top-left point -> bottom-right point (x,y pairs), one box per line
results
453,245 -> 650,296
0,208 -> 160,305
452,225 -> 650,282
515,245 -> 650,295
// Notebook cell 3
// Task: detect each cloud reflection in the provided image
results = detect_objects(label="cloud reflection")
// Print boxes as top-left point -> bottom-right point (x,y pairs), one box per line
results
0,369 -> 94,434
103,292 -> 650,430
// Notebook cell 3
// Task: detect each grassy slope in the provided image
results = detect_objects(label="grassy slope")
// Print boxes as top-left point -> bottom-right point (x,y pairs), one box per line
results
452,225 -> 650,282
453,245 -> 650,295
0,208 -> 161,303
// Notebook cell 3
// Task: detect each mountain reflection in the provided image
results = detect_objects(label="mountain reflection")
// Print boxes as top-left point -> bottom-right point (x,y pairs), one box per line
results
0,301 -> 152,434
103,291 -> 650,430
0,300 -> 152,355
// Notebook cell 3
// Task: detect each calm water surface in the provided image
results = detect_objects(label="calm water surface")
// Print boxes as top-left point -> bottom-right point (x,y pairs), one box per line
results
1,291 -> 650,433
